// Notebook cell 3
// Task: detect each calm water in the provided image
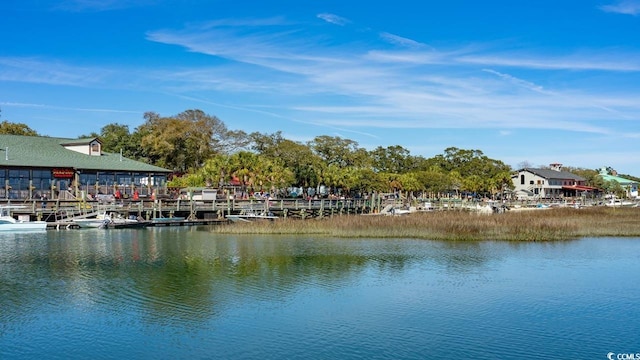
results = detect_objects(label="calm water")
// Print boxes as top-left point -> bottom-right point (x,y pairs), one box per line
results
1,228 -> 639,360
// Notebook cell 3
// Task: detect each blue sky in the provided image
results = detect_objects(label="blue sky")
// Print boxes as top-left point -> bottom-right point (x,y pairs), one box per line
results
2,0 -> 640,174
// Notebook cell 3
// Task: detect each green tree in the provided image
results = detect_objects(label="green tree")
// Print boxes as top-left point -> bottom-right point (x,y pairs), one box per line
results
228,151 -> 261,194
308,135 -> 368,168
603,180 -> 626,198
256,158 -> 295,195
432,147 -> 511,195
415,168 -> 449,196
370,145 -> 413,174
349,168 -> 387,193
251,131 -> 322,189
0,120 -> 39,136
249,131 -> 285,156
200,154 -> 232,188
138,110 -> 224,172
489,170 -> 515,198
97,123 -> 138,157
398,172 -> 422,201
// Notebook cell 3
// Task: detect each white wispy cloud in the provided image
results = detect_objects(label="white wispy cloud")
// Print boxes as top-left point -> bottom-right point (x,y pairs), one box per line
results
317,13 -> 350,26
365,50 -> 443,64
458,52 -> 640,71
144,17 -> 640,138
5,15 -> 640,142
482,69 -> 548,94
378,32 -> 425,48
600,0 -> 640,15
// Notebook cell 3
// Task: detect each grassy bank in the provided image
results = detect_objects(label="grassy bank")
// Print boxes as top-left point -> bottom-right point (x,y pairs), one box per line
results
210,207 -> 640,241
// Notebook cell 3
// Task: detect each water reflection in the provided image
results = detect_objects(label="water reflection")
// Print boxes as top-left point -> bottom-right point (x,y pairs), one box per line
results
2,229 -> 420,329
1,230 -> 639,360
0,230 -> 585,328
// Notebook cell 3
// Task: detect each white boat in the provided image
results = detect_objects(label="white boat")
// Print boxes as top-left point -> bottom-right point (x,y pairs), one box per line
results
605,199 -> 637,207
377,204 -> 414,216
226,208 -> 278,222
152,216 -> 186,224
390,207 -> 411,215
0,206 -> 47,232
73,211 -> 147,229
72,217 -> 112,228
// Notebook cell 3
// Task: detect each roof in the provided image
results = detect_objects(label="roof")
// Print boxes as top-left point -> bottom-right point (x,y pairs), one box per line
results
518,167 -> 585,181
598,169 -> 637,185
59,137 -> 102,146
599,174 -> 636,185
0,134 -> 170,173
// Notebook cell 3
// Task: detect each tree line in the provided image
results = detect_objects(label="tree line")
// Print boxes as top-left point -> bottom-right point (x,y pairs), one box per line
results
0,109 -> 635,199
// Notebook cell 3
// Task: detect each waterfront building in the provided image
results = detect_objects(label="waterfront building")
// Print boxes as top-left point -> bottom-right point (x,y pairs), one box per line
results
511,163 -> 597,199
597,167 -> 639,198
0,134 -> 171,200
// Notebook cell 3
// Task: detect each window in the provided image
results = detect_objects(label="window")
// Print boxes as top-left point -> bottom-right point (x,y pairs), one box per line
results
32,169 -> 52,191
8,169 -> 29,190
91,142 -> 100,155
520,175 -> 525,185
115,172 -> 132,185
97,173 -> 114,186
79,172 -> 98,186
0,169 -> 5,187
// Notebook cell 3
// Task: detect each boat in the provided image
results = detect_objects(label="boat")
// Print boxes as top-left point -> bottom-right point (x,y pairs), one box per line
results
378,204 -> 414,216
0,206 -> 47,232
390,207 -> 412,215
604,197 -> 637,207
73,211 -> 149,229
152,216 -> 186,225
605,199 -> 637,207
72,217 -> 111,228
226,208 -> 278,222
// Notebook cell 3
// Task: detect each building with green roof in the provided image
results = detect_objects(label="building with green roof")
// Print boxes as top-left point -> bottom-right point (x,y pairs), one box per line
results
0,135 -> 171,200
598,167 -> 638,198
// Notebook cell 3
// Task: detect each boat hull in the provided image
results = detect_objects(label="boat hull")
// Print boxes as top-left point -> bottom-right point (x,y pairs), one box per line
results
226,214 -> 278,222
0,212 -> 47,231
152,217 -> 186,224
0,222 -> 47,231
73,219 -> 111,228
73,218 -> 149,229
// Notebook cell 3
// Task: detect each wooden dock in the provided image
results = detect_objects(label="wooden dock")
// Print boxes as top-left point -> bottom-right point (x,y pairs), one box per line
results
4,197 -> 377,229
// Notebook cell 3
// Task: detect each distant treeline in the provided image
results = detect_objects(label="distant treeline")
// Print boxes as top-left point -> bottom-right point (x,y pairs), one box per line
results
1,109 -> 635,198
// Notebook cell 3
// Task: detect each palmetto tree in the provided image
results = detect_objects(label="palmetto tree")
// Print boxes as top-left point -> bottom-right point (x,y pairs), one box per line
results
229,151 -> 260,194
200,155 -> 231,188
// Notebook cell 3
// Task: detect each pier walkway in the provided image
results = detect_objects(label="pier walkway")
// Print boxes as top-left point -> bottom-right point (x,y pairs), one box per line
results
2,197 -> 375,227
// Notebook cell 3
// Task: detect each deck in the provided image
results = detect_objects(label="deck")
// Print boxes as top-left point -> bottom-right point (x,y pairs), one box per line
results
2,197 -> 375,228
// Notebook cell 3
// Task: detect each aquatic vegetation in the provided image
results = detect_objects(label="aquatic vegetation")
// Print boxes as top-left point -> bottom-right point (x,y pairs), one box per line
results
211,207 -> 640,241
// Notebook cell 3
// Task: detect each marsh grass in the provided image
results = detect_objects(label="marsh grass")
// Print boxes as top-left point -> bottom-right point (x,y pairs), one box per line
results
211,207 -> 640,241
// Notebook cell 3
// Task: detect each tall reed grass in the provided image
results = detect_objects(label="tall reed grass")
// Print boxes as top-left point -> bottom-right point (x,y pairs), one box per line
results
211,207 -> 640,241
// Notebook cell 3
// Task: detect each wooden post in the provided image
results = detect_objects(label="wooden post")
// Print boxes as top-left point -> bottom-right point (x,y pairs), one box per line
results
73,172 -> 80,199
